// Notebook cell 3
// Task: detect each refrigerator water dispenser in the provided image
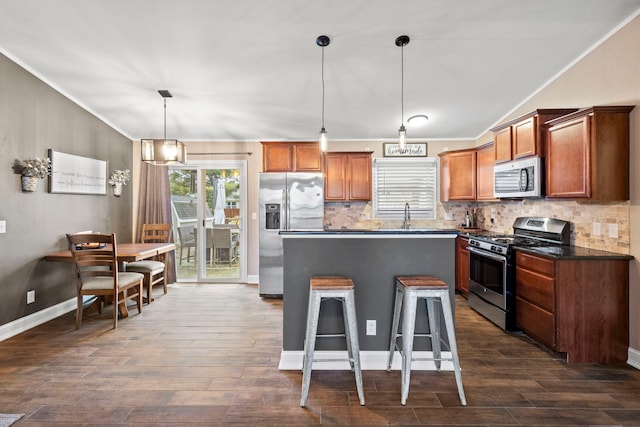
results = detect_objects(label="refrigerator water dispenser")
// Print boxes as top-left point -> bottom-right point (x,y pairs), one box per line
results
265,204 -> 280,230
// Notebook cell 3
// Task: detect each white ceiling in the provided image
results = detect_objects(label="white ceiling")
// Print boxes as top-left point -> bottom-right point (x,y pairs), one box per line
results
1,0 -> 640,143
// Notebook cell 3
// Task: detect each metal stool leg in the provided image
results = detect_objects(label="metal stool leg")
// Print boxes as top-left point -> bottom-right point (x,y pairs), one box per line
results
344,291 -> 365,405
341,296 -> 355,371
400,288 -> 417,406
439,290 -> 466,406
426,296 -> 442,370
300,291 -> 321,407
387,283 -> 404,371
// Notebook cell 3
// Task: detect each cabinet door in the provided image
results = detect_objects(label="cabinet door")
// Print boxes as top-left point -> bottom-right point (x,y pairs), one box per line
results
447,150 -> 477,200
517,296 -> 556,348
546,116 -> 591,198
476,143 -> 495,200
263,143 -> 294,172
513,116 -> 537,159
324,153 -> 347,201
494,126 -> 512,163
348,153 -> 372,201
455,237 -> 469,295
295,143 -> 322,171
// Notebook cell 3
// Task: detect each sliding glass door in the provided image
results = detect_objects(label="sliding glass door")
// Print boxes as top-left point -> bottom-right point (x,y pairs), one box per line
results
169,160 -> 247,283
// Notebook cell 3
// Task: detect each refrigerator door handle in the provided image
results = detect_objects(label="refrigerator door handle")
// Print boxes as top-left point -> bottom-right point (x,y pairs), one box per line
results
281,187 -> 287,231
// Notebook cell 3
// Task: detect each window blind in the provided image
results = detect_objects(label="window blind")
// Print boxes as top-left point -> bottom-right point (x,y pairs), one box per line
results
373,157 -> 437,219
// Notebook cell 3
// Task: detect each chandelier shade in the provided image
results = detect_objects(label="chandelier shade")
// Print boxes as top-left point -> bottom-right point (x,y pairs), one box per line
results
141,139 -> 187,165
141,90 -> 187,165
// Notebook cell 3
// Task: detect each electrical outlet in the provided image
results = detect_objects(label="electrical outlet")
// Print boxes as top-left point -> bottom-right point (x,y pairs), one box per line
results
251,212 -> 257,220
27,290 -> 35,304
609,223 -> 618,239
0,220 -> 6,233
593,222 -> 601,236
366,320 -> 376,336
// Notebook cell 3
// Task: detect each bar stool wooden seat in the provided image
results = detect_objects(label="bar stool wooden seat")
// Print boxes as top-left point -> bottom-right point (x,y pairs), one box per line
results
387,275 -> 466,406
300,276 -> 365,407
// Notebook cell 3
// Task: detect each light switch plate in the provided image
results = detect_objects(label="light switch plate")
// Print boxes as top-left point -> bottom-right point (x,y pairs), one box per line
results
366,320 -> 376,336
609,223 -> 618,239
0,220 -> 5,234
593,222 -> 601,236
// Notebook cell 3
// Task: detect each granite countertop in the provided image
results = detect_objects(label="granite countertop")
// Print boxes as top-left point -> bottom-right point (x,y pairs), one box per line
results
280,228 -> 459,235
515,245 -> 634,260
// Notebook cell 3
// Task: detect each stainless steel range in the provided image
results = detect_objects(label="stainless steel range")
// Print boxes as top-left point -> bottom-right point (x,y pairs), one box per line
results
466,217 -> 570,330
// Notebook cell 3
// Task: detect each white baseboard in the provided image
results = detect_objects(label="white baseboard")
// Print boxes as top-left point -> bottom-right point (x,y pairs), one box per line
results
278,350 -> 454,371
0,298 -> 76,342
247,275 -> 259,284
628,347 -> 640,370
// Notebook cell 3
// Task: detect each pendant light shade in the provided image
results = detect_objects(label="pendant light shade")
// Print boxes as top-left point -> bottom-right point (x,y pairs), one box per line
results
317,35 -> 330,152
396,35 -> 410,149
141,90 -> 187,165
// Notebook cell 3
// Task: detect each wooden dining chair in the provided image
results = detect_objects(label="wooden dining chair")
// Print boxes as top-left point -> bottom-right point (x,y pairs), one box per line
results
125,223 -> 172,302
67,233 -> 143,329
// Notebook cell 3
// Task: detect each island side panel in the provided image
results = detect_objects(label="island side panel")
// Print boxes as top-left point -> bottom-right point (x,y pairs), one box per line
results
282,235 -> 455,351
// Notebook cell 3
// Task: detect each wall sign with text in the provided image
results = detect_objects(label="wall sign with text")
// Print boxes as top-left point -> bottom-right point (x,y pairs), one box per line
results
383,143 -> 427,157
48,149 -> 107,195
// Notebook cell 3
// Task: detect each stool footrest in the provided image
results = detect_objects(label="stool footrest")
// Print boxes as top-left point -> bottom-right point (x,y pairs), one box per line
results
315,333 -> 347,338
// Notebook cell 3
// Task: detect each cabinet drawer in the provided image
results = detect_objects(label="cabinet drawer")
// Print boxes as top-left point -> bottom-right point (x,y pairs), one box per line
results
516,266 -> 554,311
516,251 -> 554,276
517,296 -> 555,349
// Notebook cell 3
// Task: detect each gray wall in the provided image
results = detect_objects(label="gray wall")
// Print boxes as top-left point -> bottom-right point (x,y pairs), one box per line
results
0,53 -> 133,326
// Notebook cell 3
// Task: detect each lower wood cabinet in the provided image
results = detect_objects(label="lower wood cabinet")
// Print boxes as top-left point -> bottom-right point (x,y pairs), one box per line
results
515,250 -> 629,363
455,236 -> 469,296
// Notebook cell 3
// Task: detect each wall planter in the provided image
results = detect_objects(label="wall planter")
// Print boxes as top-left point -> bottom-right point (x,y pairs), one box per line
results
21,176 -> 38,192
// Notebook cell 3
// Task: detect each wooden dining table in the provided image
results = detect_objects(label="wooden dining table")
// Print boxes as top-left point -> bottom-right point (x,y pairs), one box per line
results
44,242 -> 176,263
44,242 -> 176,318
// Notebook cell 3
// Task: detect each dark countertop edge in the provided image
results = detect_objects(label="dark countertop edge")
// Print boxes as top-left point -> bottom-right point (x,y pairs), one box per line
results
515,245 -> 634,261
280,229 -> 458,235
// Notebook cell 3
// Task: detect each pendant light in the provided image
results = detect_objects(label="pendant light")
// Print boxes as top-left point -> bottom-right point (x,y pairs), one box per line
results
141,90 -> 187,165
316,35 -> 330,152
396,35 -> 410,149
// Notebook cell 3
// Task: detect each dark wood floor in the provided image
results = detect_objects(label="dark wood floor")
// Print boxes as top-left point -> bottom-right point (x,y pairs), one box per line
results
1,284 -> 640,426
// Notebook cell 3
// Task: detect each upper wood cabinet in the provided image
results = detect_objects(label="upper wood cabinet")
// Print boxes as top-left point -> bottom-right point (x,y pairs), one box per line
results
491,109 -> 577,163
439,148 -> 476,202
324,152 -> 372,201
545,106 -> 633,201
261,142 -> 322,172
475,142 -> 496,201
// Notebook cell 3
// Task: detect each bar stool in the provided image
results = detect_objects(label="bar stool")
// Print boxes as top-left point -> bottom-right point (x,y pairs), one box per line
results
300,276 -> 365,407
387,275 -> 466,406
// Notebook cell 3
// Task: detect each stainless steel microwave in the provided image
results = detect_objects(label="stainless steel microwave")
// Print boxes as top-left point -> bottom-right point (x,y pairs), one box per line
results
493,157 -> 542,198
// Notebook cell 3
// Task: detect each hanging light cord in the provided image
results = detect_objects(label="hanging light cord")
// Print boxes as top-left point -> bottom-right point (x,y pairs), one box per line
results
400,43 -> 404,127
163,97 -> 167,140
321,44 -> 326,129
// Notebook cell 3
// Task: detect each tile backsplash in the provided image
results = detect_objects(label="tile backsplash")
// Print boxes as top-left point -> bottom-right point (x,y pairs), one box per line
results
324,199 -> 629,254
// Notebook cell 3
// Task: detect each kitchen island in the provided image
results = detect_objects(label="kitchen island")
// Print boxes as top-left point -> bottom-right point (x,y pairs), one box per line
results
279,229 -> 457,370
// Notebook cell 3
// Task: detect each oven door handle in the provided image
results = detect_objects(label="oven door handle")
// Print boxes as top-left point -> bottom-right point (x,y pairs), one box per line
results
467,246 -> 507,262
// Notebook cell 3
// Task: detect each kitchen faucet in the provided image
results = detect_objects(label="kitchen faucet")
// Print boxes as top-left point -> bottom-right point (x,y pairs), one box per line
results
403,202 -> 411,229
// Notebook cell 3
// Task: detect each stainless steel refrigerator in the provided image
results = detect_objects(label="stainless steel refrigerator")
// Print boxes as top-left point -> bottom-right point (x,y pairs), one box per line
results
259,172 -> 324,297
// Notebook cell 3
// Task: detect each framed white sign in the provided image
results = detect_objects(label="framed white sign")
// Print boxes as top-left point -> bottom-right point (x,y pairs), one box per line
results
383,142 -> 427,157
48,149 -> 107,195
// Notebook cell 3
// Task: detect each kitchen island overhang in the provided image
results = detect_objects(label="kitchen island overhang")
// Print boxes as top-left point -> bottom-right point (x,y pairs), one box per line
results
279,229 -> 457,371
